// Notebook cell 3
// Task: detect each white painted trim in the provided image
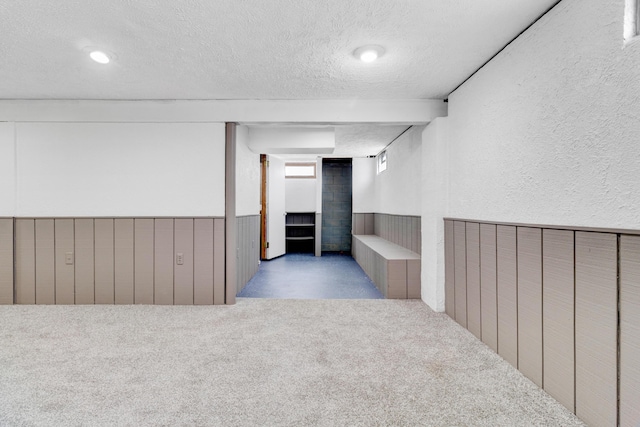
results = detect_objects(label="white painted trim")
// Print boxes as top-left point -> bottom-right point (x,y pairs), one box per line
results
0,99 -> 447,124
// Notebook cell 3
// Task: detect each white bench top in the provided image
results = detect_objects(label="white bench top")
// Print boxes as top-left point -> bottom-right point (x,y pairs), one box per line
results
353,235 -> 420,260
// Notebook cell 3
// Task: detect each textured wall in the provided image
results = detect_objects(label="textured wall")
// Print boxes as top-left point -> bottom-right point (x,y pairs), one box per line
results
236,125 -> 261,217
285,178 -> 317,212
421,118 -> 449,311
322,160 -> 352,252
352,157 -> 376,213
15,122 -> 226,217
0,123 -> 15,216
374,126 -> 423,216
448,0 -> 640,228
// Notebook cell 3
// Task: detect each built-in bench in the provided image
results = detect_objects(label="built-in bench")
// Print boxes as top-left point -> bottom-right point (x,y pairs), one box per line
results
351,213 -> 421,299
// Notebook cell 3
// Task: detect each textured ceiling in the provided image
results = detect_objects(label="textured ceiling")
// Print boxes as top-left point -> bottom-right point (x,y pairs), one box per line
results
0,0 -> 559,101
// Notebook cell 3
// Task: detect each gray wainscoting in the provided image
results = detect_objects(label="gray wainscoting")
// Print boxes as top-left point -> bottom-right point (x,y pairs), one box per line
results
445,218 -> 638,427
236,215 -> 260,295
352,213 -> 421,254
0,218 -> 13,304
10,217 -> 226,305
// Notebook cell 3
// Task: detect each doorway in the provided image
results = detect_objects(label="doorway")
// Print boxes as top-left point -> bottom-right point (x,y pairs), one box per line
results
321,158 -> 352,253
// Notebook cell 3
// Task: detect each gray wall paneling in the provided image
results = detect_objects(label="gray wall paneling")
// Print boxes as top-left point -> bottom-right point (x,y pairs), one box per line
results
370,214 -> 421,254
154,219 -> 174,305
516,227 -> 543,388
407,259 -> 421,299
480,223 -> 498,352
575,231 -> 617,427
444,218 -> 640,426
620,235 -> 640,427
75,219 -> 95,304
134,218 -> 154,304
496,225 -> 518,368
453,221 -> 467,328
364,213 -> 374,235
235,216 -> 259,296
11,217 -> 225,306
444,220 -> 455,318
353,214 -> 365,235
213,218 -> 225,305
542,228 -> 575,412
15,219 -> 36,304
54,219 -> 75,304
35,219 -> 55,305
387,260 -> 407,299
465,222 -> 481,339
174,218 -> 194,305
114,218 -> 134,304
194,219 -> 215,305
94,219 -> 115,304
0,219 -> 13,304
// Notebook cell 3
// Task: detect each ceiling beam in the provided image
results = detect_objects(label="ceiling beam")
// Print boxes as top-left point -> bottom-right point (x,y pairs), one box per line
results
0,99 -> 447,124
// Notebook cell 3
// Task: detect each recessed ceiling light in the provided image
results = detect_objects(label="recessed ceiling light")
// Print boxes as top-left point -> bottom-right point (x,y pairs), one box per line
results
89,50 -> 110,64
354,45 -> 385,63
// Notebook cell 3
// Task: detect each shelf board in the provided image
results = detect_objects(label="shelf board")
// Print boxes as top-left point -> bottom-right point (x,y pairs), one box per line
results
286,224 -> 314,227
286,236 -> 314,241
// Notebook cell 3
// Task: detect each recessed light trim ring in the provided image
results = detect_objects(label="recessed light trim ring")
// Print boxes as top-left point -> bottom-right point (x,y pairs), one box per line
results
354,45 -> 385,63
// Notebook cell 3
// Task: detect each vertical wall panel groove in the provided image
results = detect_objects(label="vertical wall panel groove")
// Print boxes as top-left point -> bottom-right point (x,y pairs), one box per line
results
194,219 -> 214,305
74,219 -> 95,304
497,225 -> 518,368
466,222 -> 481,339
620,235 -> 640,427
0,219 -> 14,304
542,228 -> 575,412
174,218 -> 194,305
54,219 -> 75,304
213,218 -> 225,305
94,219 -> 114,304
575,231 -> 617,427
453,221 -> 467,328
154,219 -> 174,305
517,227 -> 543,387
15,219 -> 36,304
114,219 -> 134,304
444,220 -> 455,318
35,219 -> 55,305
134,219 -> 154,304
480,223 -> 498,352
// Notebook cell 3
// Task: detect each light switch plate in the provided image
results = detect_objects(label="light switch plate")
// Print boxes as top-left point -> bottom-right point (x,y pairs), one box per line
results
65,252 -> 74,265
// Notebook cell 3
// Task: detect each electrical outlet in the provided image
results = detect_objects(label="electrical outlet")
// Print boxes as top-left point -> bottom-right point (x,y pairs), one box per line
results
176,253 -> 184,265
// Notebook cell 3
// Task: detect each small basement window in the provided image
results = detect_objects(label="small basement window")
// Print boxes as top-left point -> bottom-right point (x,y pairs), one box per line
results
285,162 -> 316,179
377,150 -> 387,174
624,0 -> 640,43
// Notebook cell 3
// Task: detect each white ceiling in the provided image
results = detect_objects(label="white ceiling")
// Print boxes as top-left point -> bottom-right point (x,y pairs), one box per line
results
0,0 -> 559,155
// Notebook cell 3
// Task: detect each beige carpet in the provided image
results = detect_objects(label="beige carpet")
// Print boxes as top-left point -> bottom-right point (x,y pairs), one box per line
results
0,299 -> 585,426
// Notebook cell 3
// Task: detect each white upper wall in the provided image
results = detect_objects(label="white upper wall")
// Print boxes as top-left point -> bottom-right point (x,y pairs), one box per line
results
374,126 -> 423,216
16,122 -> 226,217
448,0 -> 640,228
352,157 -> 376,213
285,178 -> 317,212
0,123 -> 15,216
236,125 -> 261,216
421,118 -> 449,311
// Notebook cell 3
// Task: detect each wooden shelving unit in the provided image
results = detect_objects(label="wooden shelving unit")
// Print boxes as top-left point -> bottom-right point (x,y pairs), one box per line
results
286,212 -> 315,253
